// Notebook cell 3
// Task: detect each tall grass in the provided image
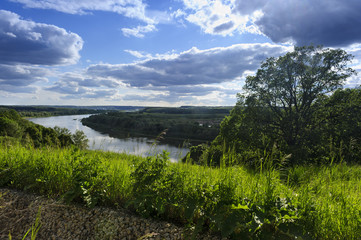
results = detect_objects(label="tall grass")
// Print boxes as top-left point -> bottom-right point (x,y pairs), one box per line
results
1,142 -> 360,239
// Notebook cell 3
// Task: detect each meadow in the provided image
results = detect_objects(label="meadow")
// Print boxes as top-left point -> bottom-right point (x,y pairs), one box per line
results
1,141 -> 360,239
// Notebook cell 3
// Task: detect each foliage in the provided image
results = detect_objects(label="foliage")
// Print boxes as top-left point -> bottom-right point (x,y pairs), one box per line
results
244,45 -> 354,147
72,130 -> 89,150
61,150 -> 106,207
181,144 -> 208,164
315,87 -> 361,162
1,143 -> 360,239
198,46 -> 358,165
129,151 -> 170,217
0,109 -> 88,149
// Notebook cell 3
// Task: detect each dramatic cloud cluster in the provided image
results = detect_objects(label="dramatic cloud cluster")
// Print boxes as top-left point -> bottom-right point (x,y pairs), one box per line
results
0,10 -> 83,93
42,43 -> 289,103
256,0 -> 361,46
0,10 -> 83,65
87,43 -> 289,87
177,0 -> 361,47
49,43 -> 287,103
12,0 -> 361,45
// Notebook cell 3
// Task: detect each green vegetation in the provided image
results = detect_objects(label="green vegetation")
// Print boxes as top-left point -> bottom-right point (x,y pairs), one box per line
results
187,46 -> 361,166
1,143 -> 360,239
0,108 -> 88,149
82,106 -> 231,145
0,105 -> 104,118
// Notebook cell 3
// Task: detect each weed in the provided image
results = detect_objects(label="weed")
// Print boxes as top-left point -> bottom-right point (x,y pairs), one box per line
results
1,143 -> 360,238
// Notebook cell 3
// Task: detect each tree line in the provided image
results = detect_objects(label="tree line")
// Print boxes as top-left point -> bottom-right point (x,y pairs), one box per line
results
0,105 -> 104,117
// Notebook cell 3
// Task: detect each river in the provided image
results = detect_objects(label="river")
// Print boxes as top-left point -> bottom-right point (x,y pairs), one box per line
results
29,114 -> 189,162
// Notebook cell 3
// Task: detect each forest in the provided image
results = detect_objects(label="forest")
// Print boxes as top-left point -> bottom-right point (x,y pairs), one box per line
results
1,46 -> 361,239
81,106 -> 231,145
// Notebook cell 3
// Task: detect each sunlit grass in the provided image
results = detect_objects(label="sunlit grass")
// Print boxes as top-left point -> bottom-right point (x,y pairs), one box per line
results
1,143 -> 360,239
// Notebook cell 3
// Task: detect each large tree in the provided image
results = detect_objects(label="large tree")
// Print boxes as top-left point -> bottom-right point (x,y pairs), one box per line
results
244,46 -> 354,146
215,46 -> 356,164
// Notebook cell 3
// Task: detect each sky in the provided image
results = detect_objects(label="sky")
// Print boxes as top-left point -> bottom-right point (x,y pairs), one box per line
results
1,0 -> 361,107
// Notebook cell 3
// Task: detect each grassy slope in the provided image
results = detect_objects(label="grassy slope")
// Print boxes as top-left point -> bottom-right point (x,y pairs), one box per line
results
1,143 -> 360,239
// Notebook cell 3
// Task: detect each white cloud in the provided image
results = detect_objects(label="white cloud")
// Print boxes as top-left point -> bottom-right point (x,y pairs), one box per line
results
344,43 -> 361,87
45,72 -> 121,99
44,43 -> 290,104
87,43 -> 291,87
181,0 -> 262,36
0,64 -> 50,92
124,50 -> 152,59
0,10 -> 83,65
121,24 -> 157,38
10,0 -> 154,24
0,10 -> 84,93
171,9 -> 187,18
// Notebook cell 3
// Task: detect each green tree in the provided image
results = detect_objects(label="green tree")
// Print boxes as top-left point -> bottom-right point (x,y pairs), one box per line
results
24,125 -> 42,147
54,126 -> 74,147
244,46 -> 354,146
53,126 -> 72,136
0,117 -> 21,138
72,130 -> 89,150
316,87 -> 361,163
218,46 -> 355,164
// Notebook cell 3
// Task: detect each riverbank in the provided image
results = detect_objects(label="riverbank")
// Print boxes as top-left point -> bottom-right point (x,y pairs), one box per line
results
28,114 -> 188,161
0,188 -> 219,240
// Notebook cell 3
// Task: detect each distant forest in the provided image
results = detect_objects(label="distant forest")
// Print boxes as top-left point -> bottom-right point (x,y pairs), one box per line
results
82,106 -> 232,145
0,105 -> 104,117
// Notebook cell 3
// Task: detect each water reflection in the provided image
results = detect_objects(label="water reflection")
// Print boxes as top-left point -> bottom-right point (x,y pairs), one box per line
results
29,114 -> 188,162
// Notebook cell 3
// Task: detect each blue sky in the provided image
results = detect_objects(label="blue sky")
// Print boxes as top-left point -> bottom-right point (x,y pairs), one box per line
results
1,0 -> 361,106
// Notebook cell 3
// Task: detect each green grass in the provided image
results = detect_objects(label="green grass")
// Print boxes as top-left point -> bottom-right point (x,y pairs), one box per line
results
1,143 -> 360,239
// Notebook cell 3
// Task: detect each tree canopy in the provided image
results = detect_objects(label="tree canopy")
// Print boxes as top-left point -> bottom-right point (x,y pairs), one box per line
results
243,45 -> 355,147
188,46 -> 359,166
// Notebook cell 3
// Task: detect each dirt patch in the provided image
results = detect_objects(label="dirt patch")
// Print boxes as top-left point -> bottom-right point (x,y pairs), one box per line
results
0,188 -> 219,240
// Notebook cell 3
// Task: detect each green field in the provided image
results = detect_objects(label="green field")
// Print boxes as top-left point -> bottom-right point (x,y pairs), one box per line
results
1,142 -> 360,239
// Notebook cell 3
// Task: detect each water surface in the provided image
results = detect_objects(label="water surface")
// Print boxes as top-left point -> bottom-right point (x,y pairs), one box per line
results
29,115 -> 188,162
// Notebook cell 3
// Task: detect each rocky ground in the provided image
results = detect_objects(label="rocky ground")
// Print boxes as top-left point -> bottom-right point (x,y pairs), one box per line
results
0,188 -> 220,240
